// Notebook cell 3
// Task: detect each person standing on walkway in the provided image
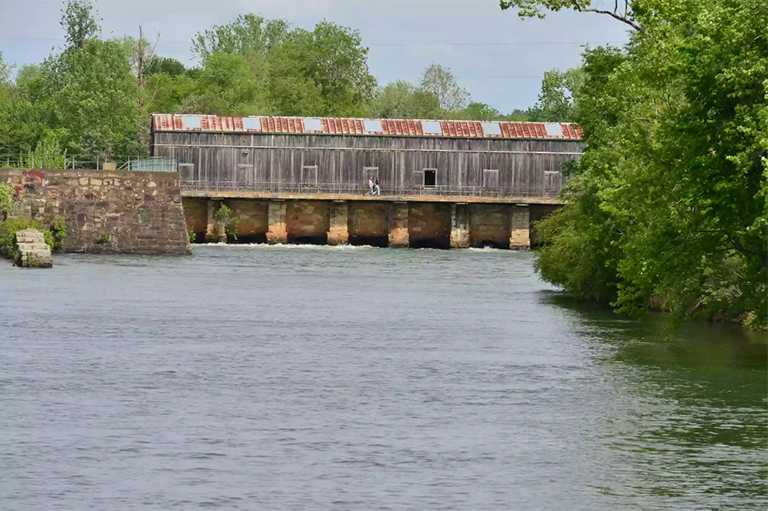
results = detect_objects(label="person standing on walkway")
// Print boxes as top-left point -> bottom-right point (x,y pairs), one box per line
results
373,177 -> 381,196
367,177 -> 374,195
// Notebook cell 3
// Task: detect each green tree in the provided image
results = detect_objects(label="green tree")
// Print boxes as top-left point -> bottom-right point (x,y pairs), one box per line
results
182,52 -> 271,115
460,102 -> 502,121
525,68 -> 582,122
267,21 -> 376,116
529,0 -> 768,327
60,0 -> 100,49
143,71 -> 197,114
0,57 -> 47,155
419,63 -> 469,113
499,0 -> 644,33
192,14 -> 289,60
0,52 -> 10,85
40,38 -> 144,157
143,56 -> 186,77
371,80 -> 442,119
501,109 -> 529,121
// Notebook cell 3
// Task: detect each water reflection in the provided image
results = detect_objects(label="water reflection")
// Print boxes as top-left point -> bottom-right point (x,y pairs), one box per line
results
545,293 -> 767,506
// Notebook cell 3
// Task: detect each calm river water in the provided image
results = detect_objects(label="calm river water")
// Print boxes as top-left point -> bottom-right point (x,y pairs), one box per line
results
0,246 -> 766,510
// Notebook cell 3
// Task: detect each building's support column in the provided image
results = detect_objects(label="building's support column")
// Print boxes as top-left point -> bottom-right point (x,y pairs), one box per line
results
509,205 -> 531,249
327,200 -> 349,246
266,200 -> 288,244
206,198 -> 224,243
450,203 -> 470,249
388,201 -> 409,248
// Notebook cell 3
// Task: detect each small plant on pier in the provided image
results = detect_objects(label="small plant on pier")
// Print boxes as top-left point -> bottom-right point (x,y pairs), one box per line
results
215,204 -> 240,242
50,216 -> 67,251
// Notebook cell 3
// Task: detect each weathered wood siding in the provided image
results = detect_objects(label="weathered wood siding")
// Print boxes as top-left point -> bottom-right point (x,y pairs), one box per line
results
152,132 -> 584,197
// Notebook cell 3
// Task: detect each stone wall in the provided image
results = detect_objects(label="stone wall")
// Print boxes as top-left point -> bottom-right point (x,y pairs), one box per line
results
0,168 -> 190,255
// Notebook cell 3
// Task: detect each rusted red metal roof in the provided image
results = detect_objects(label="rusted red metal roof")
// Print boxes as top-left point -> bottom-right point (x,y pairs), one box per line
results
152,114 -> 582,140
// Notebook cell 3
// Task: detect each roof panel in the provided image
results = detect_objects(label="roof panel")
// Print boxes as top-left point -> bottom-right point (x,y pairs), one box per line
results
482,122 -> 502,136
422,121 -> 442,134
364,120 -> 383,133
151,114 -> 582,140
304,117 -> 323,132
242,118 -> 261,131
182,115 -> 201,129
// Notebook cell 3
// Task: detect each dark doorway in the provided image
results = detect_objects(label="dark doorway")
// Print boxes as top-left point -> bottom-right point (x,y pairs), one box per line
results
424,169 -> 437,187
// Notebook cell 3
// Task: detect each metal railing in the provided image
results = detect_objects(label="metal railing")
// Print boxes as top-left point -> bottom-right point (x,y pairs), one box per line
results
180,180 -> 561,198
0,155 -> 178,172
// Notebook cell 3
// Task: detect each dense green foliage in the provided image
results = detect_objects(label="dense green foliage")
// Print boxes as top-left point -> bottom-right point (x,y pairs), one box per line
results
517,0 -> 768,327
0,184 -> 14,218
524,68 -> 581,122
0,0 -> 544,164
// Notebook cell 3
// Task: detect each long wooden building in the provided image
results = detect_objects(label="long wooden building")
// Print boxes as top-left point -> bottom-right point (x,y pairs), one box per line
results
151,114 -> 584,198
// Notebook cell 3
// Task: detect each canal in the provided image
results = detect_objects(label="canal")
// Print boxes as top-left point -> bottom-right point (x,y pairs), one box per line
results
1,246 -> 765,510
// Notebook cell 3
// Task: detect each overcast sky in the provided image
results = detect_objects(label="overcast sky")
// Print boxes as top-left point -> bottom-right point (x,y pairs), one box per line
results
0,0 -> 629,112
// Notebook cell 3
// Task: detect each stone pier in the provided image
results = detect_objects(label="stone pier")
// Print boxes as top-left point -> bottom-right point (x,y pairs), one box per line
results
227,199 -> 268,243
12,229 -> 52,268
327,201 -> 349,245
388,202 -> 409,248
409,203 -> 452,249
509,205 -> 531,249
450,203 -> 470,249
266,200 -> 288,244
470,204 -> 511,249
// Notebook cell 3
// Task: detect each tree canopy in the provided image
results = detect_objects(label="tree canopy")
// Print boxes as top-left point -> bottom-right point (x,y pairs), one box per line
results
0,0 -> 540,163
528,0 -> 768,327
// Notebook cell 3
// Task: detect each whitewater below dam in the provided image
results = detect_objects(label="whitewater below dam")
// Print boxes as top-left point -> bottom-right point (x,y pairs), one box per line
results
1,246 -> 765,510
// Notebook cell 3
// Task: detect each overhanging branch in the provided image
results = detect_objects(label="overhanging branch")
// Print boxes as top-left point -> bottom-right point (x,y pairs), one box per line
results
573,1 -> 646,34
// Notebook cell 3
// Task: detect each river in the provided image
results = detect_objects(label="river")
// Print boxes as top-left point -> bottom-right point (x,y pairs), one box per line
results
0,246 -> 765,510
